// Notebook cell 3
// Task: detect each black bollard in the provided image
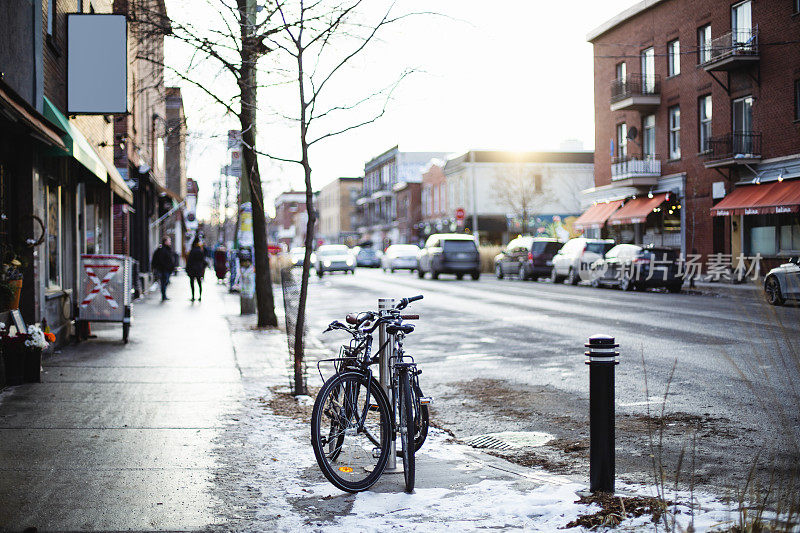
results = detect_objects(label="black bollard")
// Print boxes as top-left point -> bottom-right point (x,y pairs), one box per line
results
585,334 -> 619,493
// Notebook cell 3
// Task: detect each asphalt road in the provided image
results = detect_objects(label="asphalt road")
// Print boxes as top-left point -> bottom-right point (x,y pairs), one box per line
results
303,267 -> 800,494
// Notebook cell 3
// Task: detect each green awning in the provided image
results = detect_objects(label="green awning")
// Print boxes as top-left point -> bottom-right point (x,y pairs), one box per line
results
42,96 -> 107,183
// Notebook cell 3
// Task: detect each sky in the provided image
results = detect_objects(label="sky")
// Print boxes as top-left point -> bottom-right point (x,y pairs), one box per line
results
164,0 -> 642,217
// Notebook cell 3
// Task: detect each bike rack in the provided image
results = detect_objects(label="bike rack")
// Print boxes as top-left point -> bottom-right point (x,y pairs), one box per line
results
377,297 -> 403,474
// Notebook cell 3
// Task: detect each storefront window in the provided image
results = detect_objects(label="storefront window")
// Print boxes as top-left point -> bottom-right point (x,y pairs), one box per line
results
46,184 -> 61,288
750,226 -> 777,256
780,218 -> 800,252
746,214 -> 800,256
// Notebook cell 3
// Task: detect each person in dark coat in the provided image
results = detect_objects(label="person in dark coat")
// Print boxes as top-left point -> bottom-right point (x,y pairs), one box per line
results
151,237 -> 176,302
186,237 -> 207,302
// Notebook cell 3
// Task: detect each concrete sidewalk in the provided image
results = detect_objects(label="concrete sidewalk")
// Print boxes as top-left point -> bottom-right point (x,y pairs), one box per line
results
1,274 -> 600,532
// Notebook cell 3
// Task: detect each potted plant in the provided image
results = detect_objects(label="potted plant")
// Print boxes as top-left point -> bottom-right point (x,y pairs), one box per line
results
0,252 -> 24,312
0,323 -> 52,385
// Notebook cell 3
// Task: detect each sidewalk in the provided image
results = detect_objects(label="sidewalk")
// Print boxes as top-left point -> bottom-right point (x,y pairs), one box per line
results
0,274 -> 729,531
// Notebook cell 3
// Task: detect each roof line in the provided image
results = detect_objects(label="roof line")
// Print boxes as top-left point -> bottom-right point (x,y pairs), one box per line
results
586,0 -> 667,42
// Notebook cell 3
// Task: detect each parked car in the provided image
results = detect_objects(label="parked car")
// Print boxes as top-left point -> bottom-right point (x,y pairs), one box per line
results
355,247 -> 382,268
313,244 -> 355,277
589,244 -> 683,292
494,237 -> 562,280
550,238 -> 615,285
764,257 -> 800,305
382,244 -> 420,272
417,233 -> 480,280
289,247 -> 306,266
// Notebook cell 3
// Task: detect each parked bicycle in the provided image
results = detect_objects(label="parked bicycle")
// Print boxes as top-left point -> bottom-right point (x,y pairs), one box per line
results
310,295 -> 430,493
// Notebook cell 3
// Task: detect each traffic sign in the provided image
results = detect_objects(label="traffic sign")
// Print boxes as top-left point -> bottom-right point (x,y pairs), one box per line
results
455,208 -> 465,222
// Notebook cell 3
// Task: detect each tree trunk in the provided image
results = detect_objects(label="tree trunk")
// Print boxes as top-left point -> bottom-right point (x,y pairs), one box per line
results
239,0 -> 277,327
292,45 -> 312,396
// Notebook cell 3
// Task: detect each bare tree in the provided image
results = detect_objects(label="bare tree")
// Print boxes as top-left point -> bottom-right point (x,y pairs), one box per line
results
260,0 -> 417,394
493,164 -> 549,235
131,0 -> 280,327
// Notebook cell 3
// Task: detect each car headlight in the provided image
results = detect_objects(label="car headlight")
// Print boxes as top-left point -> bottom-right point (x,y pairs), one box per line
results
323,260 -> 331,267
346,257 -> 354,266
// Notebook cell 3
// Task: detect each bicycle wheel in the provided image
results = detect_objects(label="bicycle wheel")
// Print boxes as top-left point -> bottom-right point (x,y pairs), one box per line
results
311,371 -> 391,492
399,369 -> 416,492
415,404 -> 429,451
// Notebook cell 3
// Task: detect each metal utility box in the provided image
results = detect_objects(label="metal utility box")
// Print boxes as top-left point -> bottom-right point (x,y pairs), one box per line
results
77,254 -> 132,342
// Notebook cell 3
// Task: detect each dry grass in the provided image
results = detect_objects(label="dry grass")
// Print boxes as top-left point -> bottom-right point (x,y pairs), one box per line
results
479,245 -> 503,273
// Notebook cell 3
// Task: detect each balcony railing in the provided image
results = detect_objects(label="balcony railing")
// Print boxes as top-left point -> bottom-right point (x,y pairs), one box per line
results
611,155 -> 661,181
701,28 -> 759,68
705,132 -> 762,162
610,73 -> 661,103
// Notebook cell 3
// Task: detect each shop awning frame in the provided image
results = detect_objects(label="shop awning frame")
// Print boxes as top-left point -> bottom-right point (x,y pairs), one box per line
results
608,193 -> 668,225
42,97 -> 133,205
574,200 -> 624,230
711,179 -> 800,216
0,80 -> 66,149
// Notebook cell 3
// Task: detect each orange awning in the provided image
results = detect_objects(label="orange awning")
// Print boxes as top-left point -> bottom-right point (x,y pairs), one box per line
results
573,200 -> 624,230
711,179 -> 800,216
608,193 -> 668,225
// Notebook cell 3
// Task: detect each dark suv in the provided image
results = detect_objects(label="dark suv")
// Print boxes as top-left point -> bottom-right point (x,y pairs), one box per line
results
494,236 -> 562,280
589,244 -> 683,292
418,233 -> 481,280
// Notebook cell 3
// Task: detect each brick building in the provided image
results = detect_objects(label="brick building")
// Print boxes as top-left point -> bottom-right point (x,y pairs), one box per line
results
356,146 -> 448,247
583,0 -> 800,267
317,177 -> 362,245
394,181 -> 422,245
113,0 -> 170,271
0,0 -> 136,346
274,191 -> 308,248
420,160 -> 450,238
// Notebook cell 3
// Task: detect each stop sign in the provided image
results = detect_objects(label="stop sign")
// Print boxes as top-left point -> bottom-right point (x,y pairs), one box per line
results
455,208 -> 465,222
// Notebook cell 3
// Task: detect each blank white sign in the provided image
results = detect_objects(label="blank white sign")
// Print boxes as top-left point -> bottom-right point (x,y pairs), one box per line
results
67,14 -> 127,114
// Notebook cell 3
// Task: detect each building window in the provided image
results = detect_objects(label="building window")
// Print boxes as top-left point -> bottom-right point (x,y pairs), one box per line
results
732,1 -> 752,40
616,123 -> 628,160
615,62 -> 626,81
643,114 -> 655,158
795,0 -> 800,15
698,24 -> 711,64
732,95 -> 753,133
641,47 -> 655,93
699,95 -> 712,153
732,95 -> 754,154
46,184 -> 61,288
668,106 -> 681,160
668,40 -> 680,76
534,175 -> 542,193
780,217 -> 800,253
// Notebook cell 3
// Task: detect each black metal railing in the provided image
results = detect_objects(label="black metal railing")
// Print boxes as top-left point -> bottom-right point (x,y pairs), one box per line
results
701,27 -> 759,66
610,73 -> 661,103
706,132 -> 762,161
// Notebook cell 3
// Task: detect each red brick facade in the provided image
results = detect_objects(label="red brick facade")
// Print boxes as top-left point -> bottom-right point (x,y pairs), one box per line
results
590,0 -> 800,259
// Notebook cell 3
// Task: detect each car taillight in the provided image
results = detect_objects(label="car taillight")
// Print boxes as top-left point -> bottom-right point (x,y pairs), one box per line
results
633,257 -> 650,264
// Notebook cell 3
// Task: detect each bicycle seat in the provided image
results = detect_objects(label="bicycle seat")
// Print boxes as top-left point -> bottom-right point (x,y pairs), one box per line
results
386,323 -> 414,335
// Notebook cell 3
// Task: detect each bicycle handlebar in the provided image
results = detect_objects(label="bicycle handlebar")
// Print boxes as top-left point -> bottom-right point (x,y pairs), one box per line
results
395,294 -> 423,310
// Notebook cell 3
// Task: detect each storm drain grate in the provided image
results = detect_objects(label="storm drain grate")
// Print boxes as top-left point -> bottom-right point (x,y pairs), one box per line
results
463,431 -> 553,450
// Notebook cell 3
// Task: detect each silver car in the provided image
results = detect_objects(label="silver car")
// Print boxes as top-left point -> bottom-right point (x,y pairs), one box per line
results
314,245 -> 356,277
382,244 -> 420,273
764,257 -> 800,305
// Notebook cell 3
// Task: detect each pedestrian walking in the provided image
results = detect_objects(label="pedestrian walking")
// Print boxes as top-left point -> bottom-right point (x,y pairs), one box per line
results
214,245 -> 228,283
151,237 -> 176,302
186,237 -> 207,302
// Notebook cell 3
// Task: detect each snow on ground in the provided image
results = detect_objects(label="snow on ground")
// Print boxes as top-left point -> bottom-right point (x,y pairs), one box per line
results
239,386 -> 744,532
